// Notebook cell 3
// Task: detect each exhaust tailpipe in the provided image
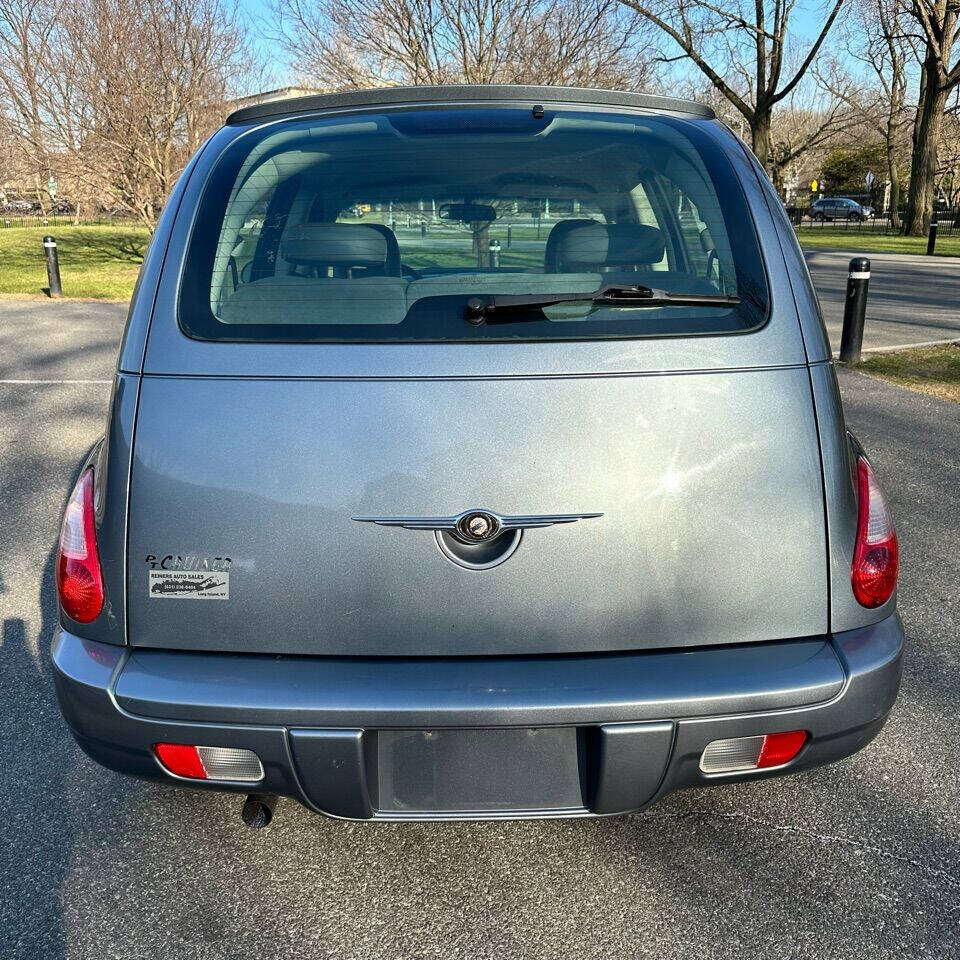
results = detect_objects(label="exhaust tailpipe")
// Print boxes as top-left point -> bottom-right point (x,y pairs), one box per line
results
241,793 -> 279,829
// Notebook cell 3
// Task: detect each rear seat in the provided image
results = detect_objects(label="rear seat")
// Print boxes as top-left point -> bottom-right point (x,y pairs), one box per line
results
544,220 -> 719,294
221,275 -> 408,325
221,223 -> 407,325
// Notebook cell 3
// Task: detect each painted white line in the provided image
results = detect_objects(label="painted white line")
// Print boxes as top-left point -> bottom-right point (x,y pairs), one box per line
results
0,378 -> 112,384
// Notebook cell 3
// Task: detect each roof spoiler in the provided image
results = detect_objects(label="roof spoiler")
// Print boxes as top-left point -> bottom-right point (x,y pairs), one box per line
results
226,84 -> 717,126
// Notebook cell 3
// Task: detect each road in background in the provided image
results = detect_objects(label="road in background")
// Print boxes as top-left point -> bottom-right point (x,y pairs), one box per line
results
805,249 -> 960,351
1,287 -> 958,959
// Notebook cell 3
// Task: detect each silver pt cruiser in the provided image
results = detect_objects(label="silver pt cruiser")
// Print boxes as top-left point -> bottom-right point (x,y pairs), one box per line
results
52,86 -> 903,825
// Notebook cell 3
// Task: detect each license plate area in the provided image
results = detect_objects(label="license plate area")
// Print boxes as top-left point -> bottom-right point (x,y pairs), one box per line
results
372,727 -> 587,816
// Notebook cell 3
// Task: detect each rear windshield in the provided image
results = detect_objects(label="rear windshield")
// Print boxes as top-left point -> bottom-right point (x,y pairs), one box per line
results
179,106 -> 768,342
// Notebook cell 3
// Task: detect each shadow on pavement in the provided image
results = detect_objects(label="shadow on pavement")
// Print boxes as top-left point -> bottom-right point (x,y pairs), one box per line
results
1,548 -> 73,959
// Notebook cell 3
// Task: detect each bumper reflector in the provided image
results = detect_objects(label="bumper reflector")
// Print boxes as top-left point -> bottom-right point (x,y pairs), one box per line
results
700,730 -> 807,774
756,730 -> 808,768
154,743 -> 264,782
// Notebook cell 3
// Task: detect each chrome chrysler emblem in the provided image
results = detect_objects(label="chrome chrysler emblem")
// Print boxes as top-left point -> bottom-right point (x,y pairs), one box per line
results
351,508 -> 602,542
458,511 -> 500,543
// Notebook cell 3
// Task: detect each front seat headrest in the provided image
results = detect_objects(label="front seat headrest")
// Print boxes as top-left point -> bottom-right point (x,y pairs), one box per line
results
544,219 -> 599,273
546,220 -> 666,272
359,223 -> 402,276
281,223 -> 391,271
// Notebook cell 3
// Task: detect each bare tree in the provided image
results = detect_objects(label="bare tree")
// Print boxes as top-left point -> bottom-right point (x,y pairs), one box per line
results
0,0 -> 256,228
767,89 -> 862,194
0,0 -> 63,209
614,0 -> 846,175
861,0 -> 911,227
818,0 -> 911,226
902,0 -> 960,234
272,0 -> 658,91
939,99 -> 960,204
58,0 -> 253,228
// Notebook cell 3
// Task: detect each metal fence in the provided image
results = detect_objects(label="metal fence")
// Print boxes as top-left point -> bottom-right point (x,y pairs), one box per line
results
0,214 -> 137,229
787,204 -> 960,237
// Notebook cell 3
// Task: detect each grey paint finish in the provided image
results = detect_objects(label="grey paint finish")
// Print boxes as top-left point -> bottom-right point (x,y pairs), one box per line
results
91,375 -> 137,644
733,131 -> 832,364
808,361 -> 897,632
117,143 -> 212,374
126,368 -> 827,656
57,374 -> 138,646
113,638 -> 845,727
226,84 -> 717,126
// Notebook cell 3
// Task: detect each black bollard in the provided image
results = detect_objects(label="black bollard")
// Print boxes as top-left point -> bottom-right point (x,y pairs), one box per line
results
838,257 -> 870,365
43,235 -> 62,298
926,213 -> 938,256
507,225 -> 512,248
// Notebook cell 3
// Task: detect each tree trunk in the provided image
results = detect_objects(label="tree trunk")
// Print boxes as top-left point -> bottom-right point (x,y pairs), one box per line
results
903,57 -> 948,236
750,109 -> 772,172
886,138 -> 901,230
770,163 -> 786,198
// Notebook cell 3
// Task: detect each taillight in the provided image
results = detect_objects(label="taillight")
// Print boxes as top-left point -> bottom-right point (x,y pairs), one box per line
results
851,456 -> 898,608
56,469 -> 104,622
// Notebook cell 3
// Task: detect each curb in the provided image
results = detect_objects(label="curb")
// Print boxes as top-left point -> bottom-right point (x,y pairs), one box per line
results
833,337 -> 960,358
804,247 -> 960,266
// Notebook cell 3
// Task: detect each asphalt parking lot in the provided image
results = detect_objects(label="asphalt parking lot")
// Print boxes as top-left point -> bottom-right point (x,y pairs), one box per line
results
1,266 -> 958,958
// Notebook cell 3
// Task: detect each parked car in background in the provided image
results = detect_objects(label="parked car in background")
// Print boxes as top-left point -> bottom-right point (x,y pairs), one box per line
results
1,198 -> 34,213
810,197 -> 874,222
52,85 -> 903,827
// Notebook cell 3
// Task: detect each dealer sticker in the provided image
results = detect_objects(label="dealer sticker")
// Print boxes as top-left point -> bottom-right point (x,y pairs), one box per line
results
149,570 -> 230,600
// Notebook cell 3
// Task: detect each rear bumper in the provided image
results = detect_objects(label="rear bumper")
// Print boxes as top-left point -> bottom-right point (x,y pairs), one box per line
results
52,615 -> 904,820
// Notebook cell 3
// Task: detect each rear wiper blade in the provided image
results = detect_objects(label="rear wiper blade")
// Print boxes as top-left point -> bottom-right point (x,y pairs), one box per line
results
464,284 -> 740,325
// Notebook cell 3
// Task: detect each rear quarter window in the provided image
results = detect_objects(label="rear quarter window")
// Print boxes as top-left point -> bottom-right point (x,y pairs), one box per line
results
178,107 -> 769,342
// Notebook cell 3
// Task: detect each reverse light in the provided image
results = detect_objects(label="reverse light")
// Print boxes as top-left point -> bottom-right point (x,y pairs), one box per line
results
700,730 -> 808,774
851,456 -> 899,608
154,743 -> 264,782
56,469 -> 104,623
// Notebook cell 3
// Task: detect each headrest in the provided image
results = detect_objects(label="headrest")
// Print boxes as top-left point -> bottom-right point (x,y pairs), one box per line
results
281,223 -> 389,267
548,221 -> 665,271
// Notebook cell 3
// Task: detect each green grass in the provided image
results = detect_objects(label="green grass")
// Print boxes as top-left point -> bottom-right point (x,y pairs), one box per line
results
796,227 -> 960,257
402,247 -> 542,271
0,224 -> 149,299
860,343 -> 960,402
